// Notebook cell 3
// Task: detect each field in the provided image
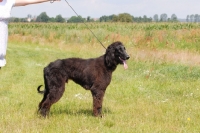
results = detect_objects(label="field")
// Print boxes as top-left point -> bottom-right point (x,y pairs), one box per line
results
1,22 -> 200,132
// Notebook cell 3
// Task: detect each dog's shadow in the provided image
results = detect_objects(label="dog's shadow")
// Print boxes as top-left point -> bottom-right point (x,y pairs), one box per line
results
50,106 -> 112,117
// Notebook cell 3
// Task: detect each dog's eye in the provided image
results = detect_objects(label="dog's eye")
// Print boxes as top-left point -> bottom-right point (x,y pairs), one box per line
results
117,48 -> 122,52
120,47 -> 125,51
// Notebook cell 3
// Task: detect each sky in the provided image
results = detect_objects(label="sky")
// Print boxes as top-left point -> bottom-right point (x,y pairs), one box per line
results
11,0 -> 200,19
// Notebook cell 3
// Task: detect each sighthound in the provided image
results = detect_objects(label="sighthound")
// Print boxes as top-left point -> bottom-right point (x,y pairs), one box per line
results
37,41 -> 130,117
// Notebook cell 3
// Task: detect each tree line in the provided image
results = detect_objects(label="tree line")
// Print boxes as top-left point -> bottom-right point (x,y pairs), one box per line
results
9,12 -> 200,23
10,12 -> 66,23
186,14 -> 200,22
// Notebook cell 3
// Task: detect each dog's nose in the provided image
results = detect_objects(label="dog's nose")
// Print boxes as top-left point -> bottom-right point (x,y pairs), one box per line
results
126,55 -> 130,60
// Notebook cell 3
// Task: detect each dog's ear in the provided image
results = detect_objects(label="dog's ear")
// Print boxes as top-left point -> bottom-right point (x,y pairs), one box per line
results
105,45 -> 115,67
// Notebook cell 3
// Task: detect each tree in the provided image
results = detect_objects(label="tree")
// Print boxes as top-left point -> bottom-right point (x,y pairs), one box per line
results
171,14 -> 178,22
143,15 -> 148,22
133,15 -> 152,23
108,15 -> 115,21
99,15 -> 114,22
194,14 -> 199,22
49,17 -> 55,22
197,14 -> 200,22
99,15 -> 107,22
14,18 -> 20,22
86,16 -> 94,22
186,15 -> 190,22
55,15 -> 65,23
111,13 -> 133,22
19,18 -> 27,22
133,16 -> 141,22
118,13 -> 133,22
112,15 -> 118,22
153,14 -> 159,22
67,16 -> 85,23
100,14 -> 133,22
36,12 -> 49,22
160,13 -> 168,22
87,16 -> 91,22
190,14 -> 194,22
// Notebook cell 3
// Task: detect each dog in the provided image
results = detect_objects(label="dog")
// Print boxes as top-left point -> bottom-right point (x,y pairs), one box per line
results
37,41 -> 130,117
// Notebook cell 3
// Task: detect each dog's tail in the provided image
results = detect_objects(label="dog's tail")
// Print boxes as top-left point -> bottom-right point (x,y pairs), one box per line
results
37,85 -> 45,94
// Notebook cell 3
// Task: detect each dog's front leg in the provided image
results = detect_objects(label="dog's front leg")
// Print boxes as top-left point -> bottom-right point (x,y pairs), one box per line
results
91,89 -> 105,117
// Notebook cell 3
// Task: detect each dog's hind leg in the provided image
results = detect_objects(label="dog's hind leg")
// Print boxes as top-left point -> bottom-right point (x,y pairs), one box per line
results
38,75 -> 49,111
38,84 -> 66,117
38,92 -> 51,117
38,71 -> 66,117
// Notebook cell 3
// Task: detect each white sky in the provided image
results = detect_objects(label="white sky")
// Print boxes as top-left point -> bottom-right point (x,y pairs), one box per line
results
11,0 -> 200,19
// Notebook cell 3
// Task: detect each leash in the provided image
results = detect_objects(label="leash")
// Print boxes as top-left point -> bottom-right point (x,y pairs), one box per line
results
51,0 -> 107,49
64,0 -> 107,49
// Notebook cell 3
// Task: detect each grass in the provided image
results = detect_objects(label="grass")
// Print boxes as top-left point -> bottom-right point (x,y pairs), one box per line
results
8,23 -> 200,52
1,23 -> 200,132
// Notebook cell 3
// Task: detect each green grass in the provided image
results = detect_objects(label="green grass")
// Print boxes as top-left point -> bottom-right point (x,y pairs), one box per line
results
1,22 -> 200,132
1,41 -> 200,133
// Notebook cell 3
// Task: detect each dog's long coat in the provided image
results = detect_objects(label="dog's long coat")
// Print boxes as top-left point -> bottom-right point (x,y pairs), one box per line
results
37,41 -> 129,117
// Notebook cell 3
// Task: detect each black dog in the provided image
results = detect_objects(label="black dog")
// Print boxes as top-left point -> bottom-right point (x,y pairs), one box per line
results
37,41 -> 129,117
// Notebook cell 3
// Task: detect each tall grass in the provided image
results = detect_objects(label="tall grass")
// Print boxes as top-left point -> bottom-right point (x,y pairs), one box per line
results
1,22 -> 200,132
8,22 -> 200,52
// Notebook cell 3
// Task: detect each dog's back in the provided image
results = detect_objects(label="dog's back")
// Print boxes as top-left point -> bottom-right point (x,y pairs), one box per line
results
44,56 -> 107,90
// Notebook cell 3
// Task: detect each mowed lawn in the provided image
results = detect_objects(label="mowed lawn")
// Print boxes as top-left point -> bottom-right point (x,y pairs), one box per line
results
1,41 -> 200,133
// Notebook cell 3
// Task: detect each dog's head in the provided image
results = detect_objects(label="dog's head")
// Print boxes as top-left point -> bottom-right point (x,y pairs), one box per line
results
105,41 -> 130,69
